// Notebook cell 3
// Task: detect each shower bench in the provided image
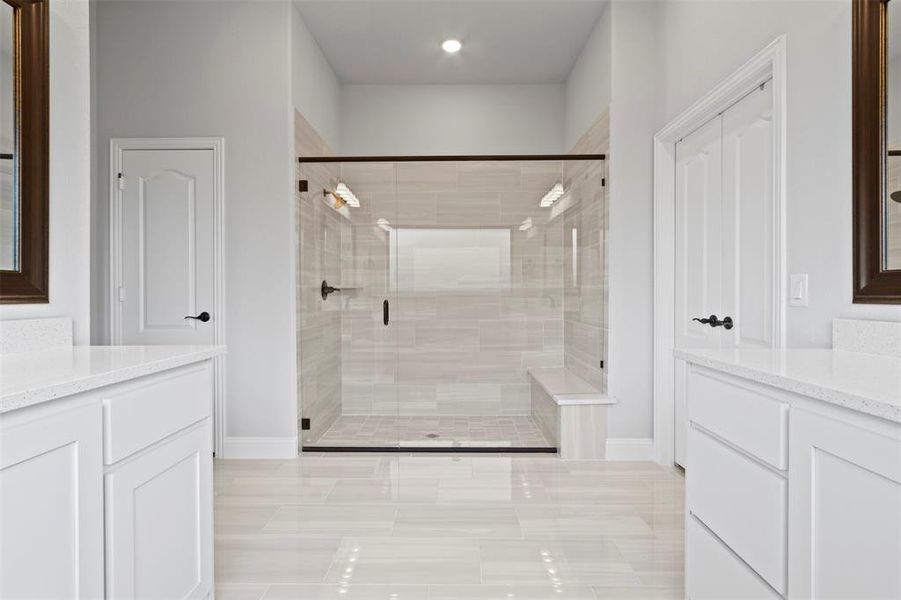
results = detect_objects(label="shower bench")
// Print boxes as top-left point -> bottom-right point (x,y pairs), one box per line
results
528,367 -> 616,459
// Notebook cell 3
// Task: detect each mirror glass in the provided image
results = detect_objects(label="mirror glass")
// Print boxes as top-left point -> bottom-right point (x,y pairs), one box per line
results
0,3 -> 15,271
886,0 -> 901,270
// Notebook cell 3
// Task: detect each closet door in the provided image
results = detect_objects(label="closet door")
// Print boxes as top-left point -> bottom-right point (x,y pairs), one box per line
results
673,81 -> 778,466
674,115 -> 724,466
721,81 -> 778,350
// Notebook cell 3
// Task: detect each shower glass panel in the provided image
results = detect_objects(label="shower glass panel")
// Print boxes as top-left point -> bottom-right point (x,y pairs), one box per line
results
297,160 -> 398,448
297,157 -> 606,450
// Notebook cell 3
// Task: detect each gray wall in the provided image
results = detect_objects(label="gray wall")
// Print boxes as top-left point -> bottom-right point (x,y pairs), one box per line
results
292,3 -> 341,151
91,0 -> 298,442
340,84 -> 565,155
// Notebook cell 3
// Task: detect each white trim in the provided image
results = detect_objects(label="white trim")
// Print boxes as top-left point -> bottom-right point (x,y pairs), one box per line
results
221,437 -> 298,459
109,137 -> 227,458
605,438 -> 656,462
652,37 -> 788,467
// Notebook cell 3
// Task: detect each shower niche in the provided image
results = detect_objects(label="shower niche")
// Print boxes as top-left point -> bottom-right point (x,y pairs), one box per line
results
296,155 -> 607,451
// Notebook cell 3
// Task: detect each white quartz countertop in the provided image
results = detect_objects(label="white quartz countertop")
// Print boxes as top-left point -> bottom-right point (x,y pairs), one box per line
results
674,347 -> 901,424
0,345 -> 226,414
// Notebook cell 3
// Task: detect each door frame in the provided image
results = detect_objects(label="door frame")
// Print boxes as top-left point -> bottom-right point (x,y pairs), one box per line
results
109,137 -> 227,456
652,37 -> 787,466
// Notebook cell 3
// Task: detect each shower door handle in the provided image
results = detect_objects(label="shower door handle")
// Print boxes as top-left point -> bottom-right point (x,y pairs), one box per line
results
383,300 -> 389,326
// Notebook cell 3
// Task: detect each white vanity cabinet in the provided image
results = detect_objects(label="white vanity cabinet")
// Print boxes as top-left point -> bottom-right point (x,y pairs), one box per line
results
681,352 -> 901,600
0,345 -> 221,600
0,400 -> 105,600
788,404 -> 901,599
103,363 -> 214,600
685,367 -> 789,598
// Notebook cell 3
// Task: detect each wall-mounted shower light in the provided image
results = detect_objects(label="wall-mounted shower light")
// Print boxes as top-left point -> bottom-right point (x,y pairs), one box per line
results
539,183 -> 565,207
324,182 -> 360,208
442,39 -> 462,53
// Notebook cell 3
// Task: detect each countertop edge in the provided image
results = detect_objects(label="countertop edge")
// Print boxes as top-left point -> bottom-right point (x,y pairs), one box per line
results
0,346 -> 226,415
674,348 -> 901,424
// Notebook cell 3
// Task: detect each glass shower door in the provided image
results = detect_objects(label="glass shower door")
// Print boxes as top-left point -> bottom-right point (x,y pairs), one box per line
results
298,160 -> 398,448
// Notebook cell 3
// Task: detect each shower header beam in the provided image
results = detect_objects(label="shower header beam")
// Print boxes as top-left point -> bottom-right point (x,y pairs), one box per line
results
298,153 -> 606,164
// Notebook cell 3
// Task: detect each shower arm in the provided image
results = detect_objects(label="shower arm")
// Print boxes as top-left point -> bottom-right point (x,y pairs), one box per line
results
321,280 -> 360,301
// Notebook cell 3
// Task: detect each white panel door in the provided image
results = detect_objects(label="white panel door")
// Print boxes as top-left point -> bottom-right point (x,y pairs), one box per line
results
120,149 -> 215,345
789,408 -> 901,599
105,422 -> 213,600
722,82 -> 776,350
674,82 -> 777,466
0,403 -> 104,599
674,115 -> 723,466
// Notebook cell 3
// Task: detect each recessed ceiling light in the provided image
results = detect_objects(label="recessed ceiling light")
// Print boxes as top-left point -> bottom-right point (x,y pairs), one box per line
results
442,39 -> 462,53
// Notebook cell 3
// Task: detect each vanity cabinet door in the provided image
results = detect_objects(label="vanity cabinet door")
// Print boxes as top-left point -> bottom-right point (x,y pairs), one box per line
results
789,408 -> 901,599
105,421 -> 213,600
0,401 -> 104,599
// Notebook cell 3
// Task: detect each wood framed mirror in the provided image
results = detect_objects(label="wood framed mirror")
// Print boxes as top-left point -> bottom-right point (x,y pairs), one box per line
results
0,0 -> 48,304
853,0 -> 901,303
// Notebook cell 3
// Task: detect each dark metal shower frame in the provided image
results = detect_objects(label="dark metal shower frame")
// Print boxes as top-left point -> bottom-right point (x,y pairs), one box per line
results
298,153 -> 606,163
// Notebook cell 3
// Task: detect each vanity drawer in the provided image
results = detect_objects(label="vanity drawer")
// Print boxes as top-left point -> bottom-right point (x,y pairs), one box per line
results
688,367 -> 789,469
102,362 -> 212,464
687,515 -> 781,600
687,426 -> 787,595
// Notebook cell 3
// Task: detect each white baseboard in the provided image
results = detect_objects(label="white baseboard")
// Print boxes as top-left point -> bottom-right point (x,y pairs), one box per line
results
221,436 -> 298,459
605,438 -> 655,461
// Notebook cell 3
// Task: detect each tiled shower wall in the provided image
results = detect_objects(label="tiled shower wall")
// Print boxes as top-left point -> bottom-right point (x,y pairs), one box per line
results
295,112 -> 342,445
564,112 -> 610,392
334,158 -> 606,418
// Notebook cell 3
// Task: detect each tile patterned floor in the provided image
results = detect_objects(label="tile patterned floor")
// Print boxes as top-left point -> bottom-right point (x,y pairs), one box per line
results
215,454 -> 685,599
307,416 -> 553,448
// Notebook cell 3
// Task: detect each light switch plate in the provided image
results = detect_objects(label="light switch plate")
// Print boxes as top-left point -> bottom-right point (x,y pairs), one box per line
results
790,274 -> 809,307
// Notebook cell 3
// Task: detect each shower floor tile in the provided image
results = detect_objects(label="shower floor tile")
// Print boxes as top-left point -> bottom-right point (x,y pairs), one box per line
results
308,415 -> 553,448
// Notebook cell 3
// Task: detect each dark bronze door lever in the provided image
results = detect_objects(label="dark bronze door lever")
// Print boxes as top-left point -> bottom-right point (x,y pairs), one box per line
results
184,312 -> 211,323
692,314 -> 734,330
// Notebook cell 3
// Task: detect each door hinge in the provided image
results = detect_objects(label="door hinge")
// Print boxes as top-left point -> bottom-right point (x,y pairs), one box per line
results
601,177 -> 606,187
117,172 -> 125,190
300,418 -> 311,431
118,287 -> 125,302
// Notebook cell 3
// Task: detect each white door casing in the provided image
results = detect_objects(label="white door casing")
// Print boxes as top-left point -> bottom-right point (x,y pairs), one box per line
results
653,37 -> 786,467
110,138 -> 226,456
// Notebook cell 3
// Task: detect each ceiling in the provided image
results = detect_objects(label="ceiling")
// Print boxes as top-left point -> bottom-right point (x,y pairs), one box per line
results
293,1 -> 608,85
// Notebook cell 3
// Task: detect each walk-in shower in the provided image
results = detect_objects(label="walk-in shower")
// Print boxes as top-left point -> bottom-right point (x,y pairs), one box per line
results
295,152 -> 607,451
